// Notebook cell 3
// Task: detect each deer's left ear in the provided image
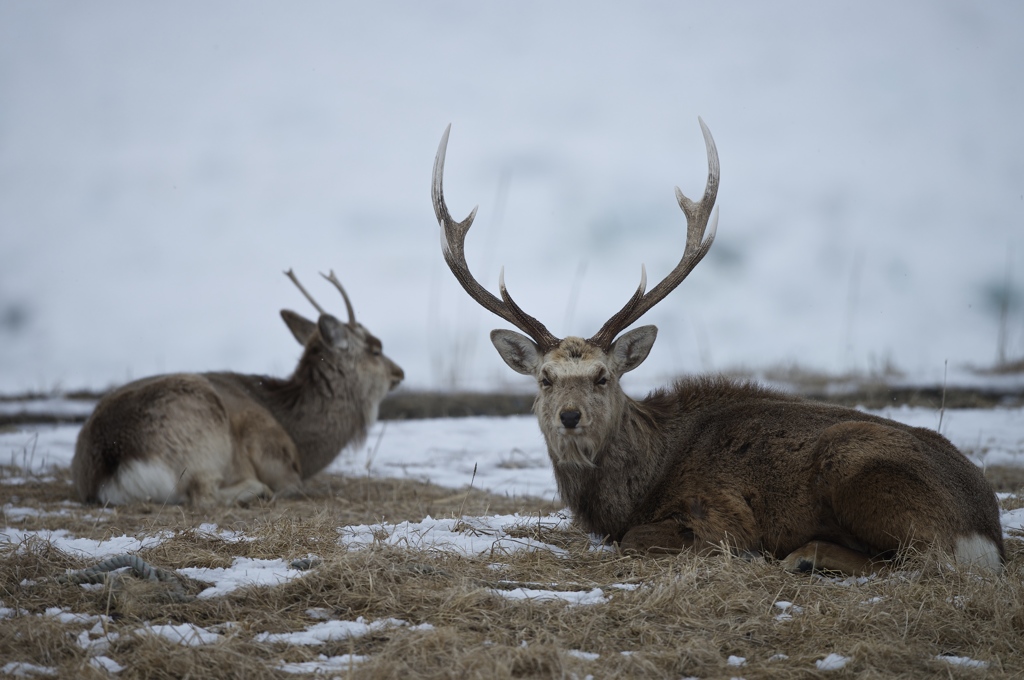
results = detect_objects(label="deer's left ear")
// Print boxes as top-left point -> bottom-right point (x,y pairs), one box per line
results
281,310 -> 317,346
610,325 -> 657,374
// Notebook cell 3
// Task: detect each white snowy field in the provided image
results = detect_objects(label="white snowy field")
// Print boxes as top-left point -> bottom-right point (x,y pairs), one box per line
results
1,2 -> 1023,396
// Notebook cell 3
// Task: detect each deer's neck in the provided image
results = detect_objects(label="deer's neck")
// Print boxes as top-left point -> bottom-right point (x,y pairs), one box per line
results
549,398 -> 672,541
212,356 -> 372,478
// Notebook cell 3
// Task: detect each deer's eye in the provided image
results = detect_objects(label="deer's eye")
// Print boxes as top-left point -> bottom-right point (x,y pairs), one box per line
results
540,376 -> 553,388
595,376 -> 608,386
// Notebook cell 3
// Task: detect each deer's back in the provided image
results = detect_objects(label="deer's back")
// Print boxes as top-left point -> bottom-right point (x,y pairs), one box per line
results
656,376 -> 974,477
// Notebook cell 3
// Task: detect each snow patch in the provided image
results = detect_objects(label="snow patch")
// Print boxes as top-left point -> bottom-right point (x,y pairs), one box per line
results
816,653 -> 851,670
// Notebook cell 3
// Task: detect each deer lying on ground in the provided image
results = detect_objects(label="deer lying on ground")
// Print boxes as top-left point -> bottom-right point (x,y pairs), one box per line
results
72,270 -> 404,505
431,121 -> 1004,575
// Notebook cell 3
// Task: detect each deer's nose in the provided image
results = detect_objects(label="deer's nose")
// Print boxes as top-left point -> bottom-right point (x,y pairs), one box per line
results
388,363 -> 405,389
560,410 -> 581,429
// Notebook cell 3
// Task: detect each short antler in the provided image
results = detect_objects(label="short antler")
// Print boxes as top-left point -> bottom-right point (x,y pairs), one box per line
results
285,269 -> 357,326
588,118 -> 719,349
320,269 -> 356,325
285,269 -> 327,316
432,125 -> 560,351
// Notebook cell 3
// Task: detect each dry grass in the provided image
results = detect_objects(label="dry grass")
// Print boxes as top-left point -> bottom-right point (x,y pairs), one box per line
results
3,467 -> 1024,678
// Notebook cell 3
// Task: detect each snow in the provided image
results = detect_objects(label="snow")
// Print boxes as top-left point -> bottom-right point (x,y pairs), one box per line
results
0,399 -> 96,418
140,623 -> 222,646
177,557 -> 310,599
999,508 -> 1024,539
490,587 -> 609,606
816,653 -> 851,671
339,513 -> 572,557
0,663 -> 56,678
88,657 -> 125,675
332,416 -> 555,500
276,655 -> 367,675
936,655 -> 989,669
1,3 -> 1022,396
773,600 -> 804,622
1,528 -> 167,559
255,616 -> 430,646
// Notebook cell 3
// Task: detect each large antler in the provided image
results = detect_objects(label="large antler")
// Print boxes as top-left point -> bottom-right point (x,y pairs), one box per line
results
432,125 -> 560,351
588,118 -> 720,349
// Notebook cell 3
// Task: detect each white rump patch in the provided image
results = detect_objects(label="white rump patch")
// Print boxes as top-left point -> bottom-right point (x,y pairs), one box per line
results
954,534 -> 1002,573
98,460 -> 186,505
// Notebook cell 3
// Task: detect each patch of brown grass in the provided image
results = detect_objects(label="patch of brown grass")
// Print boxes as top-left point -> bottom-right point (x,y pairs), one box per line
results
2,474 -> 1024,678
984,465 -> 1024,495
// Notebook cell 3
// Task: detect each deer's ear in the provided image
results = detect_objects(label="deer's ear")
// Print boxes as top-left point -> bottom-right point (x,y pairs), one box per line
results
610,325 -> 657,374
318,315 -> 351,350
490,329 -> 541,375
281,310 -> 317,346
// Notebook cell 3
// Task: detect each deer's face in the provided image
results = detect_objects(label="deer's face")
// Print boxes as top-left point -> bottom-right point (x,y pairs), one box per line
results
491,326 -> 657,467
332,320 -> 405,396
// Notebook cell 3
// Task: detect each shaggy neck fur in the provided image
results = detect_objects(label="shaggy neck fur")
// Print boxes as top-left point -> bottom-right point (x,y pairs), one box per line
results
543,394 -> 674,541
222,345 -> 374,479
544,375 -> 790,542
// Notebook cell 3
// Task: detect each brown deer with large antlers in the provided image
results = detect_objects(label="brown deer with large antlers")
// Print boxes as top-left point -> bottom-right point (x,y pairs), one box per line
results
72,270 -> 403,505
432,121 -> 1004,574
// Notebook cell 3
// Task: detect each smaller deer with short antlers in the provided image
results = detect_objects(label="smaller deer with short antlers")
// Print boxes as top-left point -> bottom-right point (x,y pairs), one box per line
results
72,270 -> 403,506
432,120 -> 1004,575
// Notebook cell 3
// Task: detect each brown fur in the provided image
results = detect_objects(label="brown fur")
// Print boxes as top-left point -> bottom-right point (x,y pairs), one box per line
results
72,305 -> 403,506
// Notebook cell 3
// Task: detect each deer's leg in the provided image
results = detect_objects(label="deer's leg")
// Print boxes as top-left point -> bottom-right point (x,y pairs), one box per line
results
780,540 -> 884,575
230,411 -> 303,498
215,478 -> 273,505
619,519 -> 694,554
814,421 -> 953,561
620,492 -> 761,558
249,431 -> 302,497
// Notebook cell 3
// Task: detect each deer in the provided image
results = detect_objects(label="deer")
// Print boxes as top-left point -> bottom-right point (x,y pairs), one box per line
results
72,270 -> 404,506
431,120 -> 1005,575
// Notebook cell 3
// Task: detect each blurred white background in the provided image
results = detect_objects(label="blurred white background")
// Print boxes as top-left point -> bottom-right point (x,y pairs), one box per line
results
1,1 -> 1022,393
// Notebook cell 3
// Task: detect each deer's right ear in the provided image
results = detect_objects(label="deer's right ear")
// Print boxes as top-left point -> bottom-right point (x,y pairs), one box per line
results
490,329 -> 542,375
281,310 -> 317,346
317,315 -> 351,350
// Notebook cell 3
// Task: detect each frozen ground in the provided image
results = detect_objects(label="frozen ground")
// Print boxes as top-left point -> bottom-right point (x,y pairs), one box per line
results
2,406 -> 1022,675
1,2 -> 1023,396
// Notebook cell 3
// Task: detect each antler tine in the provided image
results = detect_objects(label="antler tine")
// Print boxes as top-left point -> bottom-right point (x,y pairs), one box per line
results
588,118 -> 720,349
497,267 -> 560,349
432,125 -> 559,350
320,269 -> 356,325
284,269 -> 327,316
